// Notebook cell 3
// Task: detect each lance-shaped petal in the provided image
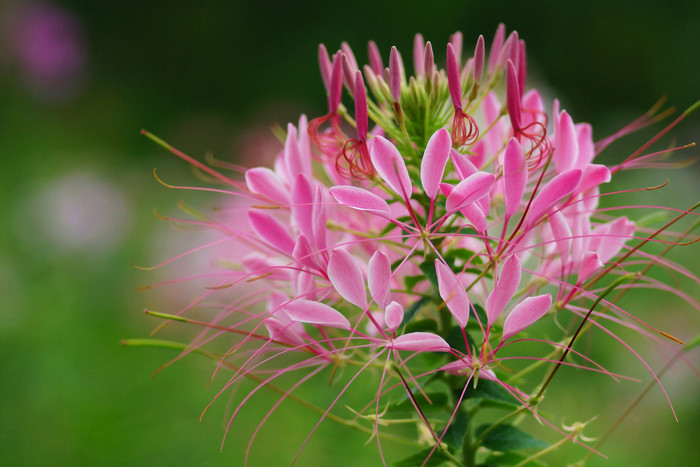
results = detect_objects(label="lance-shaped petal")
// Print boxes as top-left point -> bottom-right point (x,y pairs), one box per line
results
248,211 -> 295,255
486,255 -> 521,324
577,251 -> 603,284
446,43 -> 462,109
370,136 -> 412,199
291,174 -> 315,241
450,148 -> 478,179
549,210 -> 573,264
503,137 -> 527,217
329,186 -> 391,217
577,164 -> 611,195
502,294 -> 552,341
439,183 -> 487,232
389,46 -> 402,102
420,128 -> 452,199
435,260 -> 470,328
318,44 -> 332,92
328,249 -> 367,309
328,52 -> 343,114
265,317 -> 307,347
367,40 -> 383,74
283,300 -> 351,330
517,39 -> 527,92
554,110 -> 579,173
488,23 -> 506,73
439,360 -> 498,381
506,60 -> 521,131
292,233 -> 322,271
527,168 -> 582,224
384,301 -> 404,333
368,250 -> 392,309
449,31 -> 463,66
445,171 -> 495,214
473,35 -> 485,84
424,41 -> 435,78
387,332 -> 450,352
245,167 -> 289,205
354,71 -> 368,139
413,33 -> 425,76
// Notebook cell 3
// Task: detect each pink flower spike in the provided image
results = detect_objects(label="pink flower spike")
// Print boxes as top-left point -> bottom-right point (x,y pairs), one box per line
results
424,41 -> 435,78
488,23 -> 506,73
446,43 -> 463,109
368,250 -> 392,309
384,301 -> 404,333
318,43 -> 332,92
387,332 -> 450,352
473,35 -> 485,84
449,31 -> 463,66
328,249 -> 368,309
245,167 -> 289,205
389,46 -> 402,102
329,185 -> 391,217
420,128 -> 452,199
283,299 -> 351,330
370,136 -> 412,200
486,255 -> 522,324
502,294 -> 552,342
528,168 -> 583,225
435,260 -> 470,328
506,60 -> 522,131
503,137 -> 527,217
248,210 -> 295,255
413,33 -> 425,76
354,71 -> 368,139
445,171 -> 495,214
328,52 -> 343,114
367,40 -> 383,75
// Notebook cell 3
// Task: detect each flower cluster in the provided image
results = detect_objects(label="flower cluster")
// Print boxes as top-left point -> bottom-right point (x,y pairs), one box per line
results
136,25 -> 699,466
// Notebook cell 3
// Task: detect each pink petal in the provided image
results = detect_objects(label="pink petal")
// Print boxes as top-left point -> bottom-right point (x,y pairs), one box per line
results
354,71 -> 368,139
506,60 -> 521,130
328,52 -> 343,114
577,164 -> 611,195
368,250 -> 392,309
577,251 -> 603,284
488,23 -> 506,74
387,332 -> 450,352
370,136 -> 412,199
420,128 -> 452,199
329,186 -> 390,217
575,123 -> 595,168
451,148 -> 478,180
549,210 -> 573,264
445,171 -> 495,214
317,44 -> 332,92
328,249 -> 367,309
553,111 -> 578,174
459,202 -> 487,233
284,124 -> 304,177
389,46 -> 402,102
473,35 -> 485,83
502,294 -> 552,341
248,211 -> 295,255
245,167 -> 289,205
368,40 -> 383,74
292,233 -> 322,271
384,301 -> 404,333
311,185 -> 327,250
283,299 -> 351,330
503,137 -> 527,217
435,260 -> 470,328
291,174 -> 315,242
439,360 -> 498,381
449,31 -> 463,65
446,43 -> 462,108
413,33 -> 425,76
424,41 -> 435,78
528,168 -> 582,225
486,255 -> 521,324
264,317 -> 307,347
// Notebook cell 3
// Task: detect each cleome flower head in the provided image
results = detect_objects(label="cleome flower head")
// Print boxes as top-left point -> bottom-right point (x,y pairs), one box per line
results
132,25 -> 700,466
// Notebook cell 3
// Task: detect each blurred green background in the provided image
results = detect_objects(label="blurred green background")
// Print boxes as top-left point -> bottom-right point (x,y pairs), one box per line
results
1,0 -> 699,465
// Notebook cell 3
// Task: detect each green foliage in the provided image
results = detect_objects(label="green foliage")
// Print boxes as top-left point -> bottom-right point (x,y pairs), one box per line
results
475,424 -> 548,452
393,448 -> 451,467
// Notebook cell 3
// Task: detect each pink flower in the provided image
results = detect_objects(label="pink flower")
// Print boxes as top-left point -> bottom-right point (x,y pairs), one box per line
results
137,25 -> 699,467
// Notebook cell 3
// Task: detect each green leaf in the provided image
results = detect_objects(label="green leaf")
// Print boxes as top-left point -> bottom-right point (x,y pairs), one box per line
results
480,451 -> 547,466
404,274 -> 425,291
386,391 -> 449,415
401,296 -> 431,327
439,410 -> 469,449
684,333 -> 700,351
419,260 -> 439,289
445,325 -> 474,355
476,424 -> 548,452
464,380 -> 519,409
393,448 -> 450,467
404,318 -> 438,334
